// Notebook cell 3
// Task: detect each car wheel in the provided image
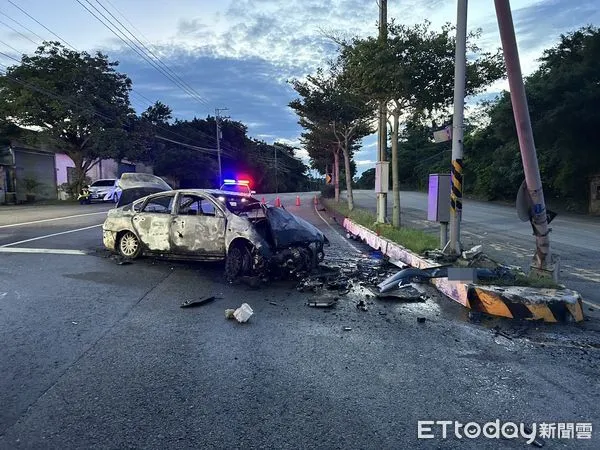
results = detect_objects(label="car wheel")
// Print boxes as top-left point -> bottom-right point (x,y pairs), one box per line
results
225,243 -> 251,281
118,231 -> 141,259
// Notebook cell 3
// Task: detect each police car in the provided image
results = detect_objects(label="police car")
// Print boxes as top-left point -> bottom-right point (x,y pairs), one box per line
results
219,179 -> 256,196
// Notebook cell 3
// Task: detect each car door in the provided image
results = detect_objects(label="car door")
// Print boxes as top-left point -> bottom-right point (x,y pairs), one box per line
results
171,193 -> 226,257
131,193 -> 176,253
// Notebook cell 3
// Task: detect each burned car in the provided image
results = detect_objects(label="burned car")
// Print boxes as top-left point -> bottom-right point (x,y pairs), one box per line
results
102,189 -> 328,279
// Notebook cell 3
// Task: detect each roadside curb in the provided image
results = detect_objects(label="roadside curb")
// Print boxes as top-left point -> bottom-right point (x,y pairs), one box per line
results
343,218 -> 585,323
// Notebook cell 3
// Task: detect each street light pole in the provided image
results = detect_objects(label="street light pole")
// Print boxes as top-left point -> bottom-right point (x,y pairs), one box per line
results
494,0 -> 558,280
445,0 -> 468,256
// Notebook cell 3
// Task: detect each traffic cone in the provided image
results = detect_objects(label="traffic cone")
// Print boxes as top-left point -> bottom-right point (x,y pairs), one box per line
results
261,196 -> 266,204
275,197 -> 281,207
313,195 -> 318,205
295,196 -> 301,206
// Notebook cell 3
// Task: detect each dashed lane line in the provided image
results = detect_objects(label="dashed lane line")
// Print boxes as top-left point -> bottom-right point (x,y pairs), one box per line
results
0,224 -> 103,248
0,248 -> 88,255
0,211 -> 108,229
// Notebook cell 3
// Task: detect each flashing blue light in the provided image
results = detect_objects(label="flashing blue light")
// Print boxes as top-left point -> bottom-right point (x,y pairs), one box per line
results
223,179 -> 236,184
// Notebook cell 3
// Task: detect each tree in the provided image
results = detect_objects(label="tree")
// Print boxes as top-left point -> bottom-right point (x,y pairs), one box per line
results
465,26 -> 600,206
290,66 -> 373,210
0,42 -> 133,192
342,21 -> 504,226
356,167 -> 376,189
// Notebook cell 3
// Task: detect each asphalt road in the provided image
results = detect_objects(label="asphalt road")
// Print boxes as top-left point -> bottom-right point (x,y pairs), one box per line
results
1,194 -> 599,449
350,190 -> 600,306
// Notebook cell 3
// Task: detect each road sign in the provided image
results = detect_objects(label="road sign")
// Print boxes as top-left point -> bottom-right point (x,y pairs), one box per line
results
433,126 -> 452,143
325,173 -> 332,184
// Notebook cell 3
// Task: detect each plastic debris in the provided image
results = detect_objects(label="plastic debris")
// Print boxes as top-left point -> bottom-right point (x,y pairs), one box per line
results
307,297 -> 338,308
180,296 -> 217,308
233,303 -> 253,323
343,326 -> 352,331
461,245 -> 483,260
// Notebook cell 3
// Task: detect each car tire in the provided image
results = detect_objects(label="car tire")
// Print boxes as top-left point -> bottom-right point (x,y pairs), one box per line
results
118,231 -> 141,259
225,243 -> 251,281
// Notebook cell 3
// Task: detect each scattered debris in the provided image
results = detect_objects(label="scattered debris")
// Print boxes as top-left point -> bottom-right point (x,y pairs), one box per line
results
417,317 -> 426,324
233,303 -> 253,323
343,326 -> 352,331
117,259 -> 132,265
307,297 -> 338,308
225,309 -> 236,319
493,326 -> 514,340
461,244 -> 483,260
71,321 -> 78,325
180,296 -> 218,308
269,301 -> 280,306
356,300 -> 368,311
589,307 -> 595,312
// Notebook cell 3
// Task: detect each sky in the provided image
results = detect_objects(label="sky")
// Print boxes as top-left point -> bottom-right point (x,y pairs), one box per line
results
0,0 -> 598,175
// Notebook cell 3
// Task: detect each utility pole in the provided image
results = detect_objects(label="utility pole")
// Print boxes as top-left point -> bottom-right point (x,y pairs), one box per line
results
274,144 -> 278,194
494,0 -> 558,280
444,0 -> 468,256
376,0 -> 388,223
215,108 -> 228,186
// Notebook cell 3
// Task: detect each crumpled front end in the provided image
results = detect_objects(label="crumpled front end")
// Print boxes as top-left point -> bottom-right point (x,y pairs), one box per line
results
264,207 -> 328,278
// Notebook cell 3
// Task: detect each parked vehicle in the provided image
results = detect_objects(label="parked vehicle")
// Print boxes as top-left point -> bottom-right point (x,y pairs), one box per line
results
104,173 -> 172,207
88,178 -> 116,202
102,189 -> 328,279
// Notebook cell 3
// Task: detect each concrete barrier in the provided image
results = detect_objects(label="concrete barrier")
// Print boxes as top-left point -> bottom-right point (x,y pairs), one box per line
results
343,218 -> 584,323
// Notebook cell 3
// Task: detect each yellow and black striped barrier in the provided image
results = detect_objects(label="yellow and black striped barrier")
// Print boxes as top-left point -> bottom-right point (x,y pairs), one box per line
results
466,285 -> 584,323
450,158 -> 463,214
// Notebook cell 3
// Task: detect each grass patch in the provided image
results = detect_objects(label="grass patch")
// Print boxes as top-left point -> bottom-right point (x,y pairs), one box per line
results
478,274 -> 562,289
322,198 -> 438,255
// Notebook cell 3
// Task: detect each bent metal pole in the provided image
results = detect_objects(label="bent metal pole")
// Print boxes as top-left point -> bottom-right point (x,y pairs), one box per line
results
446,0 -> 467,255
494,0 -> 553,271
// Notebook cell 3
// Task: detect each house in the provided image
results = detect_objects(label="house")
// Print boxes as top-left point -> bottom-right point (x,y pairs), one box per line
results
1,140 -> 153,204
0,142 -> 58,203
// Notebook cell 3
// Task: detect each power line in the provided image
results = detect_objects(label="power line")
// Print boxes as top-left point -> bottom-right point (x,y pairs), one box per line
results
0,18 -> 38,45
6,0 -> 76,49
94,0 -> 210,108
0,9 -> 45,41
76,0 -> 211,113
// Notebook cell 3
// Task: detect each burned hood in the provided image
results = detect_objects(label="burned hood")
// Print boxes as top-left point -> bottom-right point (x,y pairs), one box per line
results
116,174 -> 172,207
117,187 -> 170,207
265,207 -> 326,249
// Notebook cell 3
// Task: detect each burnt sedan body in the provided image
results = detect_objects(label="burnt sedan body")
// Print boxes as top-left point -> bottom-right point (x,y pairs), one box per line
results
102,189 -> 328,279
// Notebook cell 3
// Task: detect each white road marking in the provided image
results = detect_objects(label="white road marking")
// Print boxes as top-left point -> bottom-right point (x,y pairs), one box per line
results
1,224 -> 103,247
0,247 -> 88,255
313,204 -> 362,254
0,211 -> 108,229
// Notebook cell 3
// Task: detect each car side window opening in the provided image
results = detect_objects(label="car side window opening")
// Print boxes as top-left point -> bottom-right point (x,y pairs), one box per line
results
142,195 -> 174,214
178,195 -> 219,217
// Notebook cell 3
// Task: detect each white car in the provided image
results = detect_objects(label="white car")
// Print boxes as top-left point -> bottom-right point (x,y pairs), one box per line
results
104,173 -> 172,206
88,179 -> 116,202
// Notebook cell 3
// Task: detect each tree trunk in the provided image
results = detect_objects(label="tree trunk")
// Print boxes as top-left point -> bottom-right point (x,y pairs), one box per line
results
342,137 -> 354,211
333,149 -> 340,202
391,111 -> 401,227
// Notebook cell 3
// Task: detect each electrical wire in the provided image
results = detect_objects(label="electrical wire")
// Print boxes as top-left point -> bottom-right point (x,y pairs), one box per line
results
6,0 -> 76,49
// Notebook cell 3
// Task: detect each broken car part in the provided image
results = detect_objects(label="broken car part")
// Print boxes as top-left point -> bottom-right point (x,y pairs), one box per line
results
180,296 -> 218,308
